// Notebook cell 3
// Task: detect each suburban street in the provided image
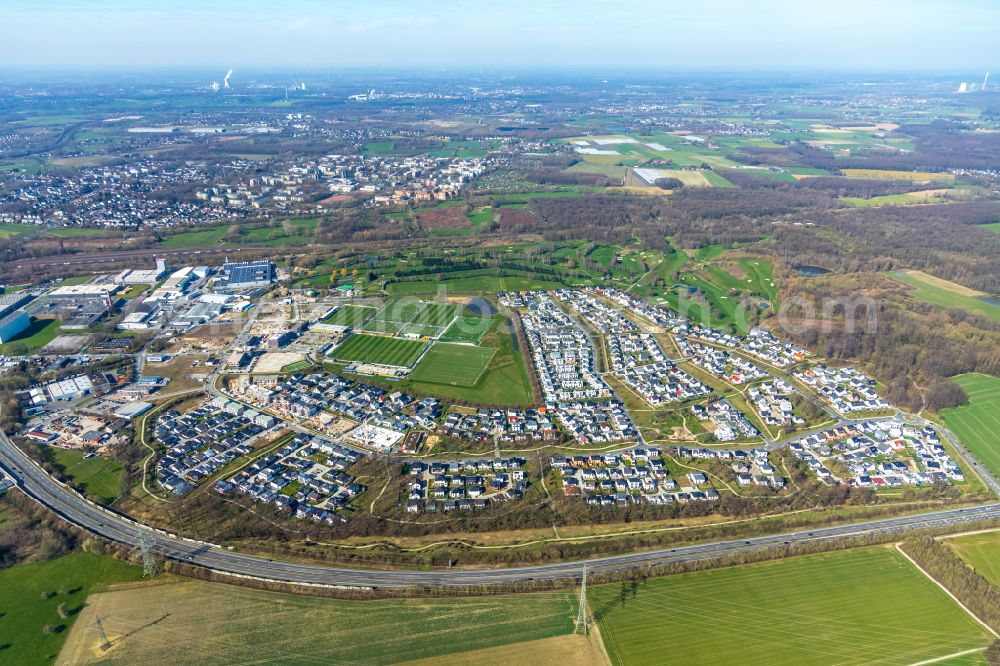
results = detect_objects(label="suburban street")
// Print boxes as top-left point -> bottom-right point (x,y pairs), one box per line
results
2,428 -> 998,588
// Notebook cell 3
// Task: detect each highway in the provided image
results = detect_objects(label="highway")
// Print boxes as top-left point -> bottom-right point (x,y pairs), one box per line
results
2,430 -> 999,588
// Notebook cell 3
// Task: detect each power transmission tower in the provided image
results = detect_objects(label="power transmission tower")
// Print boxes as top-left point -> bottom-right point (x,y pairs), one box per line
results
575,565 -> 588,635
134,532 -> 159,578
95,615 -> 111,651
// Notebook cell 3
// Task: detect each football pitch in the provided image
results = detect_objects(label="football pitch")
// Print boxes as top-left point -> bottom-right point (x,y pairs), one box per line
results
940,374 -> 1000,479
330,333 -> 427,367
410,302 -> 462,327
357,298 -> 492,342
321,305 -> 375,328
373,298 -> 426,324
399,323 -> 443,338
441,315 -> 494,343
409,342 -> 496,386
590,546 -> 993,666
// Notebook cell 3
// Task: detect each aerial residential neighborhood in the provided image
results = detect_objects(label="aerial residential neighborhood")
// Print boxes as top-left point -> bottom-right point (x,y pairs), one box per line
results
1,2 -> 999,663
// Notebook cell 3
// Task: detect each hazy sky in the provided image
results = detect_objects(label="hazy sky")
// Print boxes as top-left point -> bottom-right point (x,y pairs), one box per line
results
2,0 -> 998,71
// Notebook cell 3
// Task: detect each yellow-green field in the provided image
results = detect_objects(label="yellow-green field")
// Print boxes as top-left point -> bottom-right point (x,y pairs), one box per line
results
940,374 -> 1000,479
840,189 -> 961,207
0,553 -> 141,666
589,546 -> 993,666
888,271 -> 1000,323
841,168 -> 955,182
946,530 -> 1000,589
58,580 -> 578,665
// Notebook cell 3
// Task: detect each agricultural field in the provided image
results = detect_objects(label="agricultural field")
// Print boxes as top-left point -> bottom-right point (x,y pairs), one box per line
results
0,552 -> 141,666
566,161 -> 627,178
58,579 -> 577,666
946,530 -> 1000,589
940,374 -> 1000,479
46,227 -> 123,238
43,446 -> 125,504
840,189 -> 963,208
159,218 -> 317,249
889,271 -> 1000,323
630,167 -> 731,188
330,333 -> 427,367
409,343 -> 496,386
590,547 -> 994,666
158,225 -> 229,248
320,304 -> 376,328
562,133 -> 742,170
841,168 -> 955,182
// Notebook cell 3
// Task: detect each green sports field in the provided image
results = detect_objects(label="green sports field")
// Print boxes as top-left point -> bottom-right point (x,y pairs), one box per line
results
330,334 -> 427,367
947,530 -> 1000,588
409,343 -> 496,386
940,374 -> 1000,479
441,315 -> 494,343
321,305 -> 375,328
374,298 -> 425,323
359,319 -> 403,335
399,323 -> 442,338
410,302 -> 462,327
590,547 -> 993,666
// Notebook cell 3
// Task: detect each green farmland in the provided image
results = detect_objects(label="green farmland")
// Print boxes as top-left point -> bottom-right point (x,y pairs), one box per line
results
889,272 -> 1000,323
590,547 -> 993,666
947,530 -> 1000,589
330,333 -> 426,367
0,552 -> 141,666
58,579 -> 577,666
940,374 -> 1000,479
409,343 -> 496,386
